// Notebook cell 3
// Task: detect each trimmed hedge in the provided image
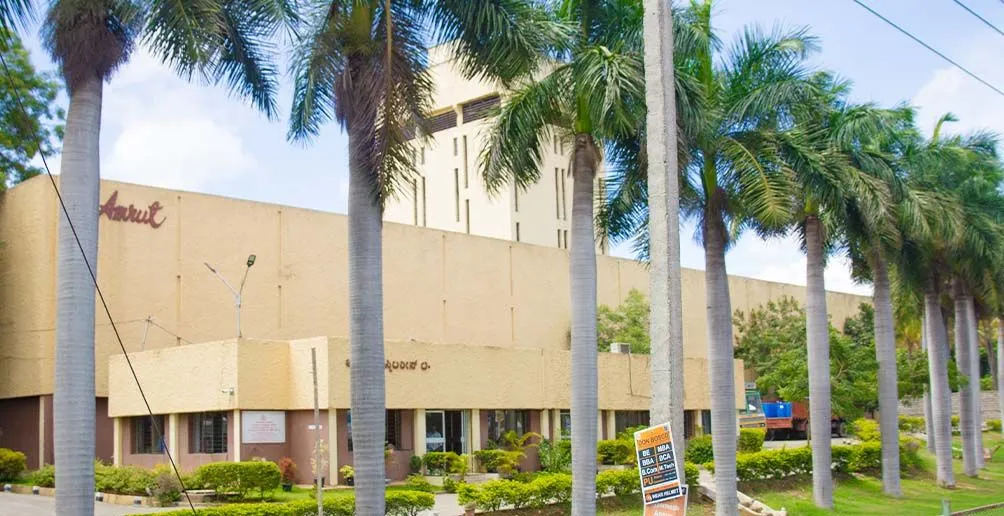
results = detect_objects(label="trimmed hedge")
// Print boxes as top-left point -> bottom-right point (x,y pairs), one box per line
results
898,416 -> 925,433
596,439 -> 634,465
704,441 -> 920,482
738,429 -> 765,454
26,464 -> 55,487
0,448 -> 26,481
684,461 -> 699,491
144,491 -> 433,515
95,462 -> 155,496
686,435 -> 713,464
596,468 -> 639,496
473,449 -> 522,475
851,418 -> 880,443
197,461 -> 281,500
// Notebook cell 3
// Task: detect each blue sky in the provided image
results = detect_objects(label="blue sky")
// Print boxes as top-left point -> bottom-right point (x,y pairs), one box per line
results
18,0 -> 1004,296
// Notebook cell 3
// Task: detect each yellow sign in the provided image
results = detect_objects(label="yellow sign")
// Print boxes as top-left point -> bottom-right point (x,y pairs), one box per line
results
634,422 -> 683,504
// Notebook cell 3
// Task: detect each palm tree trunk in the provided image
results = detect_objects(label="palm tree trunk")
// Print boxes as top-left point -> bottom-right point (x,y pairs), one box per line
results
952,282 -> 977,477
921,309 -> 935,453
997,317 -> 1003,438
348,126 -> 386,514
703,201 -> 738,516
925,289 -> 955,487
804,215 -> 832,508
871,251 -> 900,496
54,74 -> 102,516
642,0 -> 685,480
570,136 -> 598,516
965,297 -> 983,468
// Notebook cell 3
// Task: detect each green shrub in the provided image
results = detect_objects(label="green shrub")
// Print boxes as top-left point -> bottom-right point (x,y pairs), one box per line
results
94,462 -> 154,496
851,418 -> 880,442
738,429 -> 765,454
596,439 -> 634,465
473,449 -> 522,476
151,465 -> 182,506
849,442 -> 882,472
981,376 -> 994,391
27,464 -> 55,487
403,474 -> 434,493
196,461 -> 281,500
182,469 -> 206,490
684,462 -> 699,491
899,437 -> 923,471
705,441 -> 919,483
951,415 -> 960,428
442,476 -> 461,494
686,435 -> 713,464
898,416 -> 925,433
595,468 -> 639,497
408,455 -> 422,474
0,448 -> 27,481
537,439 -> 571,473
385,490 -> 435,516
530,473 -> 572,506
459,474 -> 577,511
987,419 -> 1002,432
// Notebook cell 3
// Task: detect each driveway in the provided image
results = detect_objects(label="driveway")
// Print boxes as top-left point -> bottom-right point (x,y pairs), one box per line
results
0,492 -> 173,515
762,436 -> 858,450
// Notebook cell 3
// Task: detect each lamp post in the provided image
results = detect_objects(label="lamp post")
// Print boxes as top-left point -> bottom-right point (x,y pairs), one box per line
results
205,254 -> 256,338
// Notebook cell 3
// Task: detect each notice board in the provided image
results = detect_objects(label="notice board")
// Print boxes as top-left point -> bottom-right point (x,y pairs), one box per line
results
634,422 -> 683,504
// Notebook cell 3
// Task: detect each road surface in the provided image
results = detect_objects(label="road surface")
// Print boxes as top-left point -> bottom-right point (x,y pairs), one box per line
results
0,492 -> 172,515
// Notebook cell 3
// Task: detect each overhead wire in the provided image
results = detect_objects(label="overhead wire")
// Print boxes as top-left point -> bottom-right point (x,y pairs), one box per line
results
851,0 -> 1004,98
0,33 -> 198,514
951,0 -> 1004,38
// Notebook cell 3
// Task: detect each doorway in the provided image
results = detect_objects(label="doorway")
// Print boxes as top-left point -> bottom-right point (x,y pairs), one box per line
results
425,410 -> 467,455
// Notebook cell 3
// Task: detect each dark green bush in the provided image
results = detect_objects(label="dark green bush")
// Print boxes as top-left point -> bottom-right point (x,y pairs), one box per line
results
738,429 -> 765,454
595,468 -> 639,496
94,462 -> 154,496
686,435 -> 713,464
472,449 -> 522,476
408,455 -> 423,474
197,461 -> 281,500
537,439 -> 571,473
596,439 -> 634,465
145,491 -> 433,516
26,464 -> 55,487
0,448 -> 27,481
684,462 -> 699,491
704,441 -> 918,483
403,474 -> 434,493
988,419 -> 1002,432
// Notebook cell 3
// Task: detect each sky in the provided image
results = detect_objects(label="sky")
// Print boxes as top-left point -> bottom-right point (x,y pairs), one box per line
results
15,0 -> 1004,297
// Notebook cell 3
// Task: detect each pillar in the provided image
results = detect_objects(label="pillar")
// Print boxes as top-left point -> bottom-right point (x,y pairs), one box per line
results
232,409 -> 241,462
112,418 -> 122,466
414,409 -> 426,455
552,410 -> 562,440
38,396 -> 47,468
328,410 -> 338,485
597,411 -> 604,442
168,414 -> 180,467
540,410 -> 551,441
470,409 -> 481,452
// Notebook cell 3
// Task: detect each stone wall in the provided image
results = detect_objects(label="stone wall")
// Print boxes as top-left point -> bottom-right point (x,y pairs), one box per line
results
899,391 -> 1001,421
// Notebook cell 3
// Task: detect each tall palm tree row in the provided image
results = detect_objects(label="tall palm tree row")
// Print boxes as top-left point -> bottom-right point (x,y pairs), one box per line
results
0,1 -> 296,512
286,0 -> 562,512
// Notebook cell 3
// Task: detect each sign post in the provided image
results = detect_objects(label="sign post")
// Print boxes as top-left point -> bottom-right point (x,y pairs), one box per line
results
634,422 -> 688,514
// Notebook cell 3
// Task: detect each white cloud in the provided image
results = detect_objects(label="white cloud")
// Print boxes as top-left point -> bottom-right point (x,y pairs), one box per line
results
99,50 -> 257,191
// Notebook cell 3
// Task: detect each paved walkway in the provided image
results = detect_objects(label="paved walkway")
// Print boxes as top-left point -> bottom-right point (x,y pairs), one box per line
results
0,491 -> 172,515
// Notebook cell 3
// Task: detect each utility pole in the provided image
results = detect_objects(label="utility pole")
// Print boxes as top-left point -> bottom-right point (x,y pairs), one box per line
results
204,254 -> 256,339
312,347 -> 323,515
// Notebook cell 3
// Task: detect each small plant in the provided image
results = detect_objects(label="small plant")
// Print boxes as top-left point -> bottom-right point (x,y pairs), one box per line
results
278,457 -> 297,491
151,466 -> 182,506
27,465 -> 55,487
339,465 -> 354,486
596,439 -> 634,465
686,434 -> 713,464
404,474 -> 435,493
311,440 -> 329,485
851,418 -> 880,443
898,415 -> 925,433
738,428 -> 765,454
0,448 -> 27,482
409,454 -> 423,474
442,476 -> 462,494
537,439 -> 571,473
986,419 -> 1002,432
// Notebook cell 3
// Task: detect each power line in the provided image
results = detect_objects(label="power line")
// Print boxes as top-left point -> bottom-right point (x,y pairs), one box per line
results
951,0 -> 1004,38
852,0 -> 1004,98
0,40 -> 198,515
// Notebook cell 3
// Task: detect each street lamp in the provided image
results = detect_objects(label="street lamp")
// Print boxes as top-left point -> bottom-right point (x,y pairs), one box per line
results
204,254 -> 256,338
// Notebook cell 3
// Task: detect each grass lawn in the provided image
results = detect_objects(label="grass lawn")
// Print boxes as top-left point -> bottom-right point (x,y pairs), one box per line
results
243,484 -> 431,504
749,432 -> 1004,515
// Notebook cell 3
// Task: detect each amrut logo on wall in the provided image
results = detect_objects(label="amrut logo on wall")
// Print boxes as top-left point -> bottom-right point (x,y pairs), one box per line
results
98,191 -> 166,229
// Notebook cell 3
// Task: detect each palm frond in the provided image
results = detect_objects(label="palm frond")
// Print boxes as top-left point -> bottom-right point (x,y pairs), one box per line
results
42,0 -> 144,90
287,0 -> 348,142
573,44 -> 645,138
0,0 -> 33,32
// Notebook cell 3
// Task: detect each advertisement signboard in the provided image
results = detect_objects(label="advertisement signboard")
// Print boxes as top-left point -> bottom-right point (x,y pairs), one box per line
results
634,422 -> 683,504
242,411 -> 286,444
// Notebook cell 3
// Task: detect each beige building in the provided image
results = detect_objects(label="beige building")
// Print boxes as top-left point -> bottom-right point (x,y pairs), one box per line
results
0,177 -> 867,483
383,46 -> 606,253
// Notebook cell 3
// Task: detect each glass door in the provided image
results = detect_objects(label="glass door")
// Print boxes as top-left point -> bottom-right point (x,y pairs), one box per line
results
426,411 -> 446,452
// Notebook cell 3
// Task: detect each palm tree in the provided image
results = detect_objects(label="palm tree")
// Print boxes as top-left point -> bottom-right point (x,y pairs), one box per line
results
43,1 -> 292,512
287,2 -> 560,512
0,0 -> 30,32
779,73 -> 896,504
641,0 -> 685,480
477,2 -> 652,512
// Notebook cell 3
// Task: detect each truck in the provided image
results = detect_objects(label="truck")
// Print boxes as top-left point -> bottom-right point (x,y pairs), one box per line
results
761,399 -> 847,440
737,384 -> 766,430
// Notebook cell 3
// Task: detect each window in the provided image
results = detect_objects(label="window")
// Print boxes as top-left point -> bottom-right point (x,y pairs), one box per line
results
426,111 -> 457,133
420,147 -> 425,165
421,178 -> 427,226
553,135 -> 558,154
348,410 -> 403,452
563,230 -> 568,249
557,229 -> 562,248
701,410 -> 712,435
453,137 -> 458,156
412,179 -> 419,225
514,188 -> 519,212
487,410 -> 531,442
559,410 -> 571,440
560,170 -> 567,220
463,135 -> 469,188
515,223 -> 520,242
465,200 -> 470,234
614,411 -> 650,435
554,168 -> 560,219
132,416 -> 165,454
560,139 -> 565,155
189,412 -> 228,454
461,94 -> 500,122
454,169 -> 460,222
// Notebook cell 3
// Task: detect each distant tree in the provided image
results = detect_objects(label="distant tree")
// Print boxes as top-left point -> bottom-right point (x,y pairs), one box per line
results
597,289 -> 650,354
0,30 -> 62,191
